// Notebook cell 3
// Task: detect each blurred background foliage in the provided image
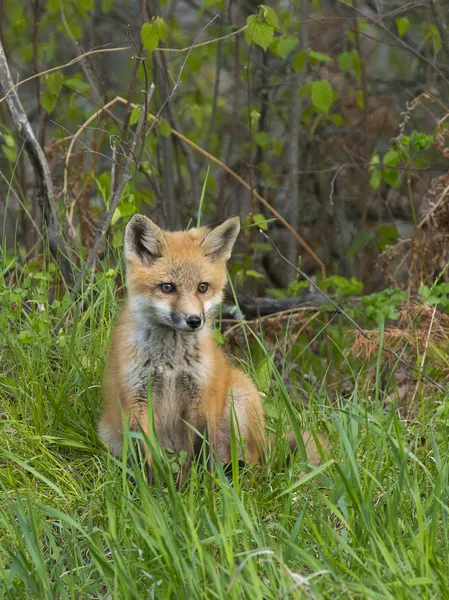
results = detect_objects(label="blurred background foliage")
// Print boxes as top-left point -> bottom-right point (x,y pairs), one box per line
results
2,0 -> 449,294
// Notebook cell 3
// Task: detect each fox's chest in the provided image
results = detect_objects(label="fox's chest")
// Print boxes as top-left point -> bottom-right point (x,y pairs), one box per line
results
126,357 -> 205,454
126,352 -> 205,406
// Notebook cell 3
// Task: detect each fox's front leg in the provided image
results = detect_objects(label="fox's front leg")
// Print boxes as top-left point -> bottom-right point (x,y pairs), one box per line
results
127,401 -> 158,480
99,400 -> 155,480
211,381 -> 266,465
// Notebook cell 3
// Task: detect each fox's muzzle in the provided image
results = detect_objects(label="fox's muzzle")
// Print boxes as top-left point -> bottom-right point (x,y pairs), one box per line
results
170,311 -> 204,332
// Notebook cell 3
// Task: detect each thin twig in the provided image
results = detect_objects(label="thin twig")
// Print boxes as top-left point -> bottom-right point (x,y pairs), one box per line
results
0,26 -> 246,105
68,83 -> 155,300
0,38 -> 74,285
62,96 -> 123,196
258,228 -> 447,394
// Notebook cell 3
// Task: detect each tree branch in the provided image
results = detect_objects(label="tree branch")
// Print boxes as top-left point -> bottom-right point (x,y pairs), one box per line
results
0,38 -> 73,285
68,83 -> 155,300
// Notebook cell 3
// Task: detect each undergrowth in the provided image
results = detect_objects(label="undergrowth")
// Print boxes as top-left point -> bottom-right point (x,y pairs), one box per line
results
0,249 -> 448,600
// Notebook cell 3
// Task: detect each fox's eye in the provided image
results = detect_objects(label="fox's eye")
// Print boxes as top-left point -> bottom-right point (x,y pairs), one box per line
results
160,283 -> 176,294
198,282 -> 209,293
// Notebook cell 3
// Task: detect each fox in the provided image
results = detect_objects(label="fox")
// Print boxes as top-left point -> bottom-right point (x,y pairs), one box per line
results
99,214 -> 324,482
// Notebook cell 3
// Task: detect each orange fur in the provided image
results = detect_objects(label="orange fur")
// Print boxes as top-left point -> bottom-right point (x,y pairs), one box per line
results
99,215 -> 325,482
99,216 -> 266,480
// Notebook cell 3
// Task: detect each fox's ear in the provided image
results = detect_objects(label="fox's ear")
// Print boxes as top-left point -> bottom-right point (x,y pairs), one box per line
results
124,214 -> 166,264
200,216 -> 240,261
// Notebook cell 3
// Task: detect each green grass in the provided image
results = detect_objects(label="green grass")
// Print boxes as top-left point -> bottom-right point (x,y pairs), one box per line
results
1,255 -> 449,599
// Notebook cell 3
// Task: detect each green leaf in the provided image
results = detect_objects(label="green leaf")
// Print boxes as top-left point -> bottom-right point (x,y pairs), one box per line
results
18,329 -> 35,344
40,89 -> 57,114
376,225 -> 399,250
292,50 -> 307,72
369,168 -> 382,191
329,113 -> 343,126
256,357 -> 272,392
396,16 -> 410,38
308,49 -> 333,63
369,153 -> 382,189
355,90 -> 364,109
47,72 -> 64,97
346,229 -> 375,258
129,107 -> 142,126
276,36 -> 297,59
64,77 -> 90,92
153,16 -> 167,41
311,80 -> 334,113
383,149 -> 399,167
252,213 -> 269,231
254,131 -> 270,149
188,104 -> 203,128
338,51 -> 354,72
358,20 -> 369,33
259,5 -> 279,29
141,18 -> 167,55
3,134 -> 15,149
1,145 -> 16,163
246,15 -> 274,51
338,49 -> 361,78
383,149 -> 399,187
245,269 -> 264,280
159,118 -> 171,137
250,109 -> 261,128
101,0 -> 113,13
214,328 -> 225,346
40,72 -> 64,114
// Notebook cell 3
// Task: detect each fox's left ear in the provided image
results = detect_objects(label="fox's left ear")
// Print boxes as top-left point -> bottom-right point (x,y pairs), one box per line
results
200,216 -> 240,261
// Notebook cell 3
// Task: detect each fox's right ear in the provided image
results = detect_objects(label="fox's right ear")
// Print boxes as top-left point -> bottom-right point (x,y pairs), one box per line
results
124,214 -> 166,265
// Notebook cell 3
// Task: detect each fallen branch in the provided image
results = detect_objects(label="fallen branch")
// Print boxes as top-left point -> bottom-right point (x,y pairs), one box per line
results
223,306 -> 320,339
0,39 -> 73,285
227,290 -> 331,319
258,229 -> 448,395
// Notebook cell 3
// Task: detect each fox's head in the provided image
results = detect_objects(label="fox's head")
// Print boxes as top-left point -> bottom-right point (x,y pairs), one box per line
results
124,215 -> 240,333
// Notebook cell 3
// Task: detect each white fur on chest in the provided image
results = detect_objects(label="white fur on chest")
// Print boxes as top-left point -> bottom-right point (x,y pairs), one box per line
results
125,307 -> 211,441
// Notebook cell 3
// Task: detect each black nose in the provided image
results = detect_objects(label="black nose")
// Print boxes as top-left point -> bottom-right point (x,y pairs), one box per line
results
186,315 -> 202,330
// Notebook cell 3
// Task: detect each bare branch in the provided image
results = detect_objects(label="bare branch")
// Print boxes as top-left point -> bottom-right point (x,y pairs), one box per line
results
0,38 -> 73,284
0,46 -> 131,105
68,83 -> 156,300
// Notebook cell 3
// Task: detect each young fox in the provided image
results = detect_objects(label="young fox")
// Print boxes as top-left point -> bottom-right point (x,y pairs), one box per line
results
99,215 -> 322,478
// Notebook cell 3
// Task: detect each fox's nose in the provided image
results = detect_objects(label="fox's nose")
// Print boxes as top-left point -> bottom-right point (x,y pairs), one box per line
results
186,315 -> 202,330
